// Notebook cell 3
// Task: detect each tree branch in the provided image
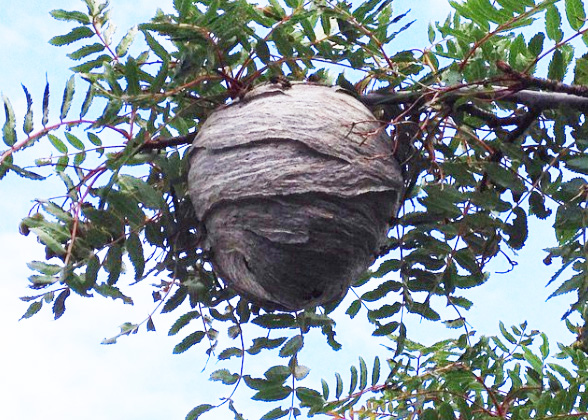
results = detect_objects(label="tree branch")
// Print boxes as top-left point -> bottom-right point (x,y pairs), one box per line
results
360,87 -> 588,112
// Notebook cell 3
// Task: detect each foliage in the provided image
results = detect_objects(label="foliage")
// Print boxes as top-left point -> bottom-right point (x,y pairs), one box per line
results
6,0 -> 588,417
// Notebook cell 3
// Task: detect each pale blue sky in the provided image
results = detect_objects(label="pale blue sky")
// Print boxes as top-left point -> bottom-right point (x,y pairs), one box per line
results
0,1 -> 579,419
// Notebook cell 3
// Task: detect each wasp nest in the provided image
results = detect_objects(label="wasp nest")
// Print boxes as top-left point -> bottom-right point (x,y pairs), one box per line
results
188,82 -> 403,311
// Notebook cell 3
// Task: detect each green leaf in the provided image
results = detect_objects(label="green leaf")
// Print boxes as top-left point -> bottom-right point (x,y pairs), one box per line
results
162,286 -> 188,313
255,39 -> 271,63
173,331 -> 205,354
252,313 -> 296,329
105,244 -> 123,285
252,385 -> 292,402
218,347 -> 243,360
296,387 -> 325,409
87,132 -> 102,146
94,283 -> 133,304
60,76 -> 75,120
125,233 -> 145,280
279,335 -> 304,357
118,175 -> 164,210
27,261 -> 62,275
523,346 -> 544,372
22,85 -> 33,135
67,43 -> 105,60
346,299 -> 361,318
53,288 -> 70,320
20,301 -> 42,320
321,379 -> 329,399
210,368 -> 239,385
373,321 -> 399,336
169,310 -> 200,336
49,26 -> 95,46
143,30 -> 170,61
371,356 -> 380,386
30,227 -> 66,256
116,26 -> 138,57
124,57 -> 140,95
41,79 -> 50,127
185,404 -> 214,420
50,9 -> 91,24
2,94 -> 16,146
260,407 -> 289,420
546,4 -> 563,42
247,337 -> 287,354
503,207 -> 528,250
349,365 -> 358,394
335,372 -> 343,399
64,132 -> 85,150
548,49 -> 566,81
565,0 -> 586,31
48,134 -> 68,153
359,357 -> 367,390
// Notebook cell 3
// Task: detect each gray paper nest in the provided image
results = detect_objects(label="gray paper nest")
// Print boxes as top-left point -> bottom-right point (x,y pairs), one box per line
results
188,82 -> 403,311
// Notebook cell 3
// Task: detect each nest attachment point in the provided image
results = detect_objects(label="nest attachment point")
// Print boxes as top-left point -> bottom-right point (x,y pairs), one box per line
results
188,82 -> 403,311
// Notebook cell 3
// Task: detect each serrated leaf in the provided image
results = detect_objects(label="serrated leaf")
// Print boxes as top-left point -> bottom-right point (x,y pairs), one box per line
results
260,407 -> 289,420
53,288 -> 70,320
373,321 -> 399,336
42,80 -> 49,127
247,337 -> 287,354
346,299 -> 361,318
256,39 -> 271,63
359,357 -> 367,390
49,26 -> 94,46
27,260 -> 62,275
70,54 -> 111,73
548,49 -> 566,81
252,385 -> 292,402
185,404 -> 214,420
60,76 -> 75,120
118,175 -> 163,210
94,283 -> 133,304
169,310 -> 200,336
124,57 -> 140,96
218,347 -> 243,360
504,207 -> 528,250
116,25 -> 138,57
372,356 -> 380,386
210,368 -> 239,385
22,84 -> 33,135
50,9 -> 91,24
67,43 -> 105,60
2,94 -> 16,146
30,227 -> 66,256
565,0 -> 586,31
105,244 -> 123,285
143,30 -> 170,61
546,5 -> 564,42
125,233 -> 145,280
20,301 -> 42,320
279,335 -> 303,357
252,313 -> 296,329
78,86 -> 94,119
162,286 -> 188,313
173,331 -> 205,354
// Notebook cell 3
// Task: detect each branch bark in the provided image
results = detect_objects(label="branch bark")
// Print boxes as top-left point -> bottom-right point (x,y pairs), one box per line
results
360,87 -> 588,112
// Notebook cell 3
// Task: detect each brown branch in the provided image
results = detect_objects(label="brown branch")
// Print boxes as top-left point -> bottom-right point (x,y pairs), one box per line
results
360,86 -> 588,112
139,132 -> 197,151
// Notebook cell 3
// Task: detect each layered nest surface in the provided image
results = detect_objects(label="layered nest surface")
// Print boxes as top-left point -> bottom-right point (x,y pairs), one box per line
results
188,82 -> 403,311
